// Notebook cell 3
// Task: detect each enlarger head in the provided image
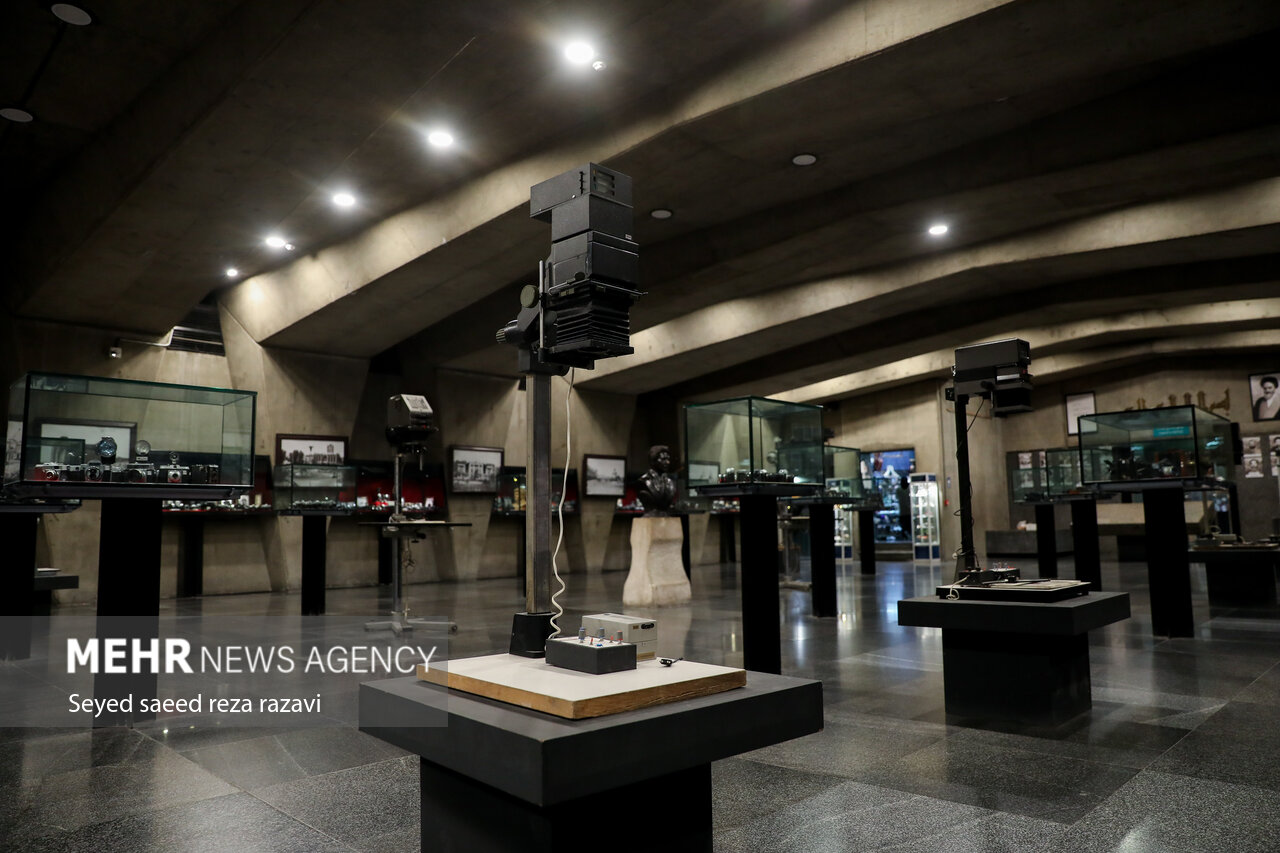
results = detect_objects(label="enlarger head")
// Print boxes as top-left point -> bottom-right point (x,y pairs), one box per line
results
951,338 -> 1033,414
385,394 -> 436,448
497,163 -> 641,373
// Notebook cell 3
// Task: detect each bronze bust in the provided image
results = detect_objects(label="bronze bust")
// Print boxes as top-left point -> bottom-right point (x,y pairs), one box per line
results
638,445 -> 677,516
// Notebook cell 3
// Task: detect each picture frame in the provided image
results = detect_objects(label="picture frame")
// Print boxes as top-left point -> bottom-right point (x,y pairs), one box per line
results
276,434 -> 347,466
1248,371 -> 1280,422
1065,392 -> 1096,436
450,445 -> 504,494
687,460 -> 721,485
583,454 -> 627,497
37,419 -> 136,464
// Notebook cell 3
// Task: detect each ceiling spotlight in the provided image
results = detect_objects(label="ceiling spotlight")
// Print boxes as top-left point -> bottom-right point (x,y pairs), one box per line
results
225,267 -> 239,278
591,60 -> 607,71
1,107 -> 34,123
51,3 -> 92,25
649,208 -> 673,220
927,223 -> 949,236
791,153 -> 818,166
564,41 -> 595,65
332,192 -> 356,208
426,129 -> 454,148
264,235 -> 295,250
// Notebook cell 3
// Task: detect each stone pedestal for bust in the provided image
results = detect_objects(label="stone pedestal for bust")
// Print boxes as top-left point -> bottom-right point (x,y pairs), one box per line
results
624,516 -> 690,607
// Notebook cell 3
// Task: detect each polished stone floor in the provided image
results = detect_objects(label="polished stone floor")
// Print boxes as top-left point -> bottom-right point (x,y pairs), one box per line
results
4,554 -> 1280,852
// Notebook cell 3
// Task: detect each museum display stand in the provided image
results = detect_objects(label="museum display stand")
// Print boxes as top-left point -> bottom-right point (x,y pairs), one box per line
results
1190,542 -> 1280,606
685,396 -> 824,672
909,473 -> 941,561
1079,406 -> 1233,637
898,592 -> 1130,723
360,670 -> 822,853
0,499 -> 79,660
623,515 -> 689,607
5,373 -> 256,722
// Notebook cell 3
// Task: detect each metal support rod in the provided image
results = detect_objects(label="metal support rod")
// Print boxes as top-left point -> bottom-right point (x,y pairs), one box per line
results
391,450 -> 404,614
953,391 -> 979,574
526,371 -> 553,613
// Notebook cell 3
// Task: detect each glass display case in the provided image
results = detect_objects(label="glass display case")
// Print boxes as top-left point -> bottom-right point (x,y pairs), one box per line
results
272,463 -> 356,510
354,460 -> 447,516
1044,447 -> 1085,496
823,445 -> 865,500
492,467 -> 579,515
1079,406 -> 1232,487
5,372 -> 255,499
684,396 -> 823,488
909,473 -> 941,561
1007,449 -> 1049,503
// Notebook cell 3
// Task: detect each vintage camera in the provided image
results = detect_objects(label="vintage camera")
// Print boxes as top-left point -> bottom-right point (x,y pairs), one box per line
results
35,462 -> 63,481
126,464 -> 157,483
189,464 -> 208,484
497,163 -> 641,372
64,464 -> 85,482
161,465 -> 190,484
84,463 -> 103,482
952,338 -> 1033,414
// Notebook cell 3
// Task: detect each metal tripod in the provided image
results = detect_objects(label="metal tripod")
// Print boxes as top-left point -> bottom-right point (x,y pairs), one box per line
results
365,450 -> 457,635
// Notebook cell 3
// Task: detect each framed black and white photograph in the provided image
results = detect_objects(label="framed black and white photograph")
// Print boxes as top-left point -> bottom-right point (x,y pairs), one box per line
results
276,434 -> 347,466
1248,371 -> 1280,422
1243,454 -> 1265,478
583,454 -> 627,497
687,460 -> 720,485
37,419 -> 136,464
450,445 -> 503,494
1065,392 -> 1096,436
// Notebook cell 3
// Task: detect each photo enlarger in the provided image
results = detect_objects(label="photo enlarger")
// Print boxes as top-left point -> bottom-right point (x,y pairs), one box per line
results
362,394 -> 465,635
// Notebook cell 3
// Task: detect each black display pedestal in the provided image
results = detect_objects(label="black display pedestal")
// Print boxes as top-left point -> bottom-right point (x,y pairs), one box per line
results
421,759 -> 710,853
1194,548 -> 1280,606
301,514 -> 328,616
1142,488 -> 1195,637
717,514 -> 737,562
898,592 -> 1130,724
176,515 -> 203,597
377,533 -> 393,585
95,497 -> 162,726
1034,503 -> 1058,578
858,509 -> 876,574
0,513 -> 38,660
361,671 -> 822,853
1071,498 -> 1103,590
808,505 -> 836,618
740,494 -> 782,673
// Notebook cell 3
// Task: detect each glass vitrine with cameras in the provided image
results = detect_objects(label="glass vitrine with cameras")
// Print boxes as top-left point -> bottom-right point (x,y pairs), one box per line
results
684,396 -> 823,489
1007,450 -> 1049,503
273,463 -> 357,511
823,445 -> 865,500
1079,406 -> 1232,487
909,473 -> 941,561
1044,447 -> 1085,496
491,467 -> 579,515
5,372 -> 255,499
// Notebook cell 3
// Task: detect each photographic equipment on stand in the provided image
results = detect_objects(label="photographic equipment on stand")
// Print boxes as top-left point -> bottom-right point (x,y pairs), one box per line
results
495,164 -> 642,658
364,394 -> 455,636
946,339 -> 1034,580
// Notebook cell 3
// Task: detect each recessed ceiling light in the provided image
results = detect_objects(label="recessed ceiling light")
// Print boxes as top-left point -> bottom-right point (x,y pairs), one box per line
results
591,60 -> 607,71
225,267 -> 239,278
1,107 -> 34,123
264,235 -> 294,250
332,192 -> 356,208
51,3 -> 92,25
650,208 -> 673,220
791,153 -> 818,166
564,41 -> 595,65
426,129 -> 454,148
927,223 -> 949,236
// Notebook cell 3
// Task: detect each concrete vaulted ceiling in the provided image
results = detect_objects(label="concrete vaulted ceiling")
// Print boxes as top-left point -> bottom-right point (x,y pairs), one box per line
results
3,0 -> 1280,403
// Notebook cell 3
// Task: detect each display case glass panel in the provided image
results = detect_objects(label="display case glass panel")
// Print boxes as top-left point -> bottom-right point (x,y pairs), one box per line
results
1007,449 -> 1049,503
684,396 -> 823,486
5,372 -> 255,498
823,446 -> 865,499
1044,447 -> 1084,496
1079,406 -> 1232,485
354,460 -> 447,515
909,473 -> 941,561
272,464 -> 356,510
492,467 -> 579,515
